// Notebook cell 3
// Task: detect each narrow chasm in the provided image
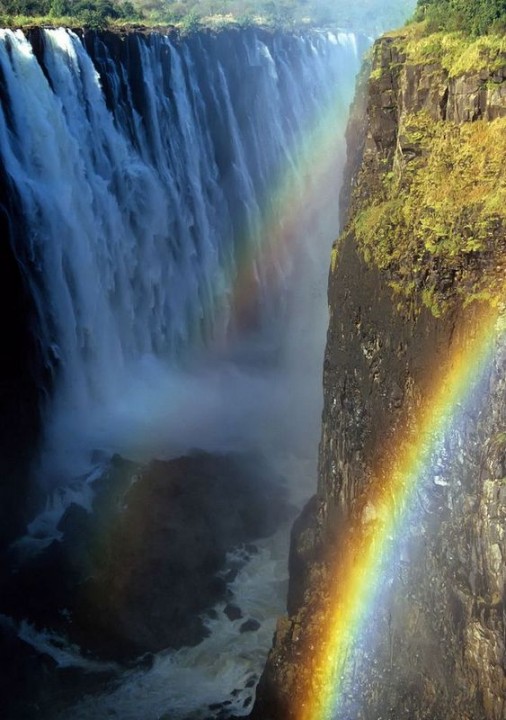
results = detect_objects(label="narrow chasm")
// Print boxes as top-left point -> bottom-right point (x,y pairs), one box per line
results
1,4 -> 505,720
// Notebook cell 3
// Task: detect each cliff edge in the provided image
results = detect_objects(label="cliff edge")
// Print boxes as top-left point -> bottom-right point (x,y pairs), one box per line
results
253,24 -> 506,720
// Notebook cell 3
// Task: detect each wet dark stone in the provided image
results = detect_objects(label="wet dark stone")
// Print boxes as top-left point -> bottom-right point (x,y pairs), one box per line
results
240,619 -> 261,633
136,652 -> 155,670
0,617 -> 116,720
223,568 -> 239,583
224,604 -> 243,621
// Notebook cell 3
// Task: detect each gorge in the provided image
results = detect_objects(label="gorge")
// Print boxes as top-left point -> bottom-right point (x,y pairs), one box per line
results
0,3 -> 505,720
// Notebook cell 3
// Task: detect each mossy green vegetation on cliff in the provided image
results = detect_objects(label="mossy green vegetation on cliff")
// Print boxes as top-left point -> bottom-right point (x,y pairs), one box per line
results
355,114 -> 506,315
394,21 -> 506,75
344,26 -> 506,317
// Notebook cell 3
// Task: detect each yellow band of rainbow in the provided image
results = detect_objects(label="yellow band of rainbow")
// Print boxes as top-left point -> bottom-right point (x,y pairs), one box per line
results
297,300 -> 505,720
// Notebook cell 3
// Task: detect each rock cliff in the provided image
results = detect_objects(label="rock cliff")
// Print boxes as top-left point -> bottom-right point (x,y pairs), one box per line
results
0,166 -> 47,548
253,27 -> 506,720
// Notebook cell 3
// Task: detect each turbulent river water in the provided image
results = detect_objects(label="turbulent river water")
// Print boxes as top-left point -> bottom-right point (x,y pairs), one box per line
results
0,26 -> 362,718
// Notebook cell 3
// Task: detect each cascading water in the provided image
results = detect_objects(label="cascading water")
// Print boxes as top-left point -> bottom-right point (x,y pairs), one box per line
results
0,29 -> 356,485
0,25 -> 362,521
0,25 -> 363,719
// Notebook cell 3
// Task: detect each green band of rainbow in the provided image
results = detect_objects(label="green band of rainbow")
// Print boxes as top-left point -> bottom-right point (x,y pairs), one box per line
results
297,301 -> 505,720
211,38 -> 360,342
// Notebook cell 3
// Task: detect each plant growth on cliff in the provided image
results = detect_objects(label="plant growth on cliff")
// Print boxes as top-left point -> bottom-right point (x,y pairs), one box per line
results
354,114 -> 506,315
414,0 -> 506,35
401,27 -> 506,76
343,22 -> 506,317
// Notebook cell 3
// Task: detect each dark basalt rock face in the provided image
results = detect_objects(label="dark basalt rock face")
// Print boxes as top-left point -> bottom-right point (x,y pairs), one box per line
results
0,163 -> 49,550
240,618 -> 261,633
252,36 -> 506,720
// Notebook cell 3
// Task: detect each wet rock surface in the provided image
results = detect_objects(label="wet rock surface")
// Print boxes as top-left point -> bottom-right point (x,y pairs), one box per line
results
240,618 -> 261,633
0,164 -> 48,551
0,450 -> 289,717
224,604 -> 244,621
0,616 -> 116,720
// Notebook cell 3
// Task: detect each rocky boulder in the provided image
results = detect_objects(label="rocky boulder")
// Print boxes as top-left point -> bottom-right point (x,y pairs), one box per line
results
1,451 -> 289,663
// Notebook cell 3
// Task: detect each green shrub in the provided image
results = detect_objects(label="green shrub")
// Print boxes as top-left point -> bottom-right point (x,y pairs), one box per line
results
180,7 -> 200,32
352,113 -> 506,315
415,0 -> 506,36
236,12 -> 254,27
78,6 -> 110,26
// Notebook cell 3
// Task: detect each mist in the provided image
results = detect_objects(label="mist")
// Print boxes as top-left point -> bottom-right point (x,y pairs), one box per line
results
2,26 -> 359,521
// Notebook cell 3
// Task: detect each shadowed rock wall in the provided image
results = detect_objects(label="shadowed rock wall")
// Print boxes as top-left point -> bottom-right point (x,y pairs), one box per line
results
252,32 -> 506,720
0,164 -> 48,548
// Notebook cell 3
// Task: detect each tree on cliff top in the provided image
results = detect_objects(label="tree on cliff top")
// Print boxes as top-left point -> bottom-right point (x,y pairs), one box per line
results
415,0 -> 506,34
0,0 -> 416,33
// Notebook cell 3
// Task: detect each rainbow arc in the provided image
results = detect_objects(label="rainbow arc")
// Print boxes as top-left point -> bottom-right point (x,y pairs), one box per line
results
297,301 -> 505,720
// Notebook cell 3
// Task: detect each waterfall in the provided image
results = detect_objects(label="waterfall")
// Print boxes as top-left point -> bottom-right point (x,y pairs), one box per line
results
0,24 -> 364,720
0,27 -> 361,499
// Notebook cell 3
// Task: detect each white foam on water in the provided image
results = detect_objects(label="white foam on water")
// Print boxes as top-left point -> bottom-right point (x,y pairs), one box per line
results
54,525 -> 290,720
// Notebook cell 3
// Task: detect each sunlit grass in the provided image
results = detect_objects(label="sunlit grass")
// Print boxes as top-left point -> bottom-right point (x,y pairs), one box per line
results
352,113 -> 506,316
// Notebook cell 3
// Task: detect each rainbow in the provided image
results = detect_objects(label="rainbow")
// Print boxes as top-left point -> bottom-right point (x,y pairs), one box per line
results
296,300 -> 506,720
227,111 -> 345,332
208,32 -> 361,341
